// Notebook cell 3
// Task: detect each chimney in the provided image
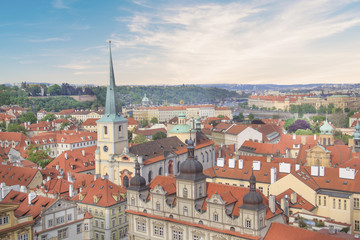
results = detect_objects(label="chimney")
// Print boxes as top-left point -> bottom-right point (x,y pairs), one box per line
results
319,166 -> 325,177
329,225 -> 335,235
290,192 -> 297,204
138,155 -> 143,165
301,135 -> 307,145
295,164 -> 300,171
20,185 -> 27,193
28,192 -> 37,205
67,172 -> 73,183
56,165 -> 59,170
292,134 -> 296,140
82,149 -> 85,157
65,153 -> 68,160
266,155 -> 271,163
103,174 -> 109,180
314,134 -> 317,140
269,195 -> 276,213
94,174 -> 100,181
69,184 -> 74,198
281,196 -> 289,216
270,167 -> 277,184
47,176 -> 51,182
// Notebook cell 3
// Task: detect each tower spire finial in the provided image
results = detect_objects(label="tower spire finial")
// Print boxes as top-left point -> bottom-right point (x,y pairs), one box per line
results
104,40 -> 119,115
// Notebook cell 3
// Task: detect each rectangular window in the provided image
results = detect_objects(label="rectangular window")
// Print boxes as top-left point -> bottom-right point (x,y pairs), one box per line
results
194,235 -> 199,240
324,196 -> 326,206
355,198 -> 360,209
156,203 -> 160,211
95,219 -> 99,227
84,223 -> 89,231
0,216 -> 9,225
333,198 -> 336,209
318,196 -> 321,206
48,219 -> 53,227
67,214 -> 72,221
339,199 -> 341,209
56,216 -> 65,225
77,224 -> 82,234
100,221 -> 104,229
137,221 -> 146,232
112,231 -> 116,240
356,220 -> 360,231
18,233 -> 29,240
58,229 -> 68,240
112,218 -> 116,227
259,187 -> 263,193
172,230 -> 183,240
246,220 -> 251,228
344,200 -> 347,210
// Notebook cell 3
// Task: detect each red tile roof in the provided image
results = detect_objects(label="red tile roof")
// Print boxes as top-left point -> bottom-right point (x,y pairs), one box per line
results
71,177 -> 126,207
264,222 -> 344,240
275,188 -> 315,211
127,117 -> 139,126
81,118 -> 99,126
0,165 -> 40,187
1,191 -> 56,220
134,128 -> 167,137
46,146 -> 96,174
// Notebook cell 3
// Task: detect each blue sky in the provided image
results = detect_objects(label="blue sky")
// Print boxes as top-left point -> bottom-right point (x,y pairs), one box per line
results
1,0 -> 360,86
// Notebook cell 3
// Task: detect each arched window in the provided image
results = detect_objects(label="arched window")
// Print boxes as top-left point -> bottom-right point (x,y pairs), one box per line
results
118,125 -> 122,132
159,167 -> 163,175
206,152 -> 209,162
328,138 -> 331,146
123,176 -> 129,188
201,153 -> 204,163
104,126 -> 108,135
148,171 -> 153,183
230,227 -> 235,231
323,138 -> 326,145
156,202 -> 160,211
168,160 -> 173,175
177,161 -> 180,173
131,197 -> 135,206
199,186 -> 202,197
183,188 -> 188,198
198,220 -> 203,225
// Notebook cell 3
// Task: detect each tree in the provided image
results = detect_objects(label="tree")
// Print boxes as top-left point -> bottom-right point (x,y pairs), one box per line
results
140,120 -> 149,128
251,119 -> 265,124
248,114 -> 254,121
133,134 -> 147,144
152,131 -> 167,140
217,115 -> 225,119
295,129 -> 313,135
48,84 -> 62,96
28,85 -> 41,96
233,113 -> 244,122
26,144 -> 52,168
328,113 -> 347,128
0,121 -> 6,132
19,112 -> 37,124
209,120 -> 219,127
288,119 -> 311,133
41,114 -> 56,122
150,117 -> 158,125
7,123 -> 27,134
60,122 -> 70,130
284,118 -> 296,130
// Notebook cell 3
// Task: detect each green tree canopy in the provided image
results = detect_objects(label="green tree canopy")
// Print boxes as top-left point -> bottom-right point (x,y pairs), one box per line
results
133,134 -> 147,144
48,84 -> 62,96
7,123 -> 27,134
20,112 -> 37,124
41,114 -> 56,122
150,117 -> 158,124
152,131 -> 167,140
26,144 -> 52,168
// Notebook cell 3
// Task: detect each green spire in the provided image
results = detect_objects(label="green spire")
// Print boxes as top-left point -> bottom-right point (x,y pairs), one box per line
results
105,40 -> 119,116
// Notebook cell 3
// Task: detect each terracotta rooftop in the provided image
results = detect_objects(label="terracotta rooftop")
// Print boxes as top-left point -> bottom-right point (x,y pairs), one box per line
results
71,177 -> 126,207
275,188 -> 315,211
0,165 -> 40,187
81,118 -> 99,126
264,222 -> 344,240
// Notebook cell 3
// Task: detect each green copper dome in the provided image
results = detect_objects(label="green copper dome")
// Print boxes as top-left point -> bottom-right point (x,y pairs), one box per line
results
320,119 -> 333,135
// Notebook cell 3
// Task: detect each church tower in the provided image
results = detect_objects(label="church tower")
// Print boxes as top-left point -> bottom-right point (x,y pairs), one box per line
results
319,117 -> 334,146
95,41 -> 128,178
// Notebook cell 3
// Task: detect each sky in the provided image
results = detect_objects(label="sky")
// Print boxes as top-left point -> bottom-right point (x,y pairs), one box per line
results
1,0 -> 360,86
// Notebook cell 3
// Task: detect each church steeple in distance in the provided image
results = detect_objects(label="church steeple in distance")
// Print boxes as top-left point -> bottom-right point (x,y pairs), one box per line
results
105,40 -> 119,116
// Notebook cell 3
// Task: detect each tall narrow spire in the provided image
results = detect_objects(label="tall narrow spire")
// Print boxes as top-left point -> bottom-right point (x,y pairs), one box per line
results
105,40 -> 119,115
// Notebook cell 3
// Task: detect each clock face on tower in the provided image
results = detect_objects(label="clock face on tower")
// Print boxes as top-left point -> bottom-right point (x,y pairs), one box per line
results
103,145 -> 108,152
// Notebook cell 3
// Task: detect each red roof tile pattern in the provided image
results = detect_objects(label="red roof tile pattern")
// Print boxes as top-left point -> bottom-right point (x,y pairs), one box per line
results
264,222 -> 344,240
1,191 -> 56,220
0,165 -> 40,187
127,117 -> 139,126
275,188 -> 315,211
71,177 -> 126,207
81,118 -> 99,126
134,128 -> 167,137
46,146 -> 96,174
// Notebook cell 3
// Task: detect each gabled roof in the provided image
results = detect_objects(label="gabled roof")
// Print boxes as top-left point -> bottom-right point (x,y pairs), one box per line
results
134,128 -> 167,137
275,188 -> 315,211
46,146 -> 96,174
1,191 -> 56,220
71,177 -> 126,207
81,118 -> 99,126
264,222 -> 344,240
0,165 -> 39,187
126,117 -> 139,126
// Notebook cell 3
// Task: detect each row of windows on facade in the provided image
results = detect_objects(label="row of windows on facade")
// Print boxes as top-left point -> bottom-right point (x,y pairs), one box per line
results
0,215 -> 9,225
38,141 -> 96,149
136,217 -> 260,236
94,215 -> 128,229
45,223 -> 89,240
18,233 -> 29,240
103,126 -> 122,135
318,196 -> 349,210
94,228 -> 128,240
78,205 -> 127,216
217,182 -> 268,196
48,214 -> 73,228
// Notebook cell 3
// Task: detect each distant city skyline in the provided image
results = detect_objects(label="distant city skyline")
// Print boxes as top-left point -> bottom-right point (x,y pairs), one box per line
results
1,0 -> 360,86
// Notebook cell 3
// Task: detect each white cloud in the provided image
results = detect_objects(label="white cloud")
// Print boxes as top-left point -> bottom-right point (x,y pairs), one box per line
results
111,0 -> 360,85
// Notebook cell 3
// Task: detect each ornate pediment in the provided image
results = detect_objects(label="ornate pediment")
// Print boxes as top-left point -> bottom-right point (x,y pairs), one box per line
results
207,193 -> 225,205
44,199 -> 76,214
170,224 -> 184,231
150,185 -> 166,195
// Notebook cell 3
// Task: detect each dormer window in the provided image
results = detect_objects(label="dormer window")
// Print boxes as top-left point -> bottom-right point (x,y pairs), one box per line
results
214,213 -> 219,222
